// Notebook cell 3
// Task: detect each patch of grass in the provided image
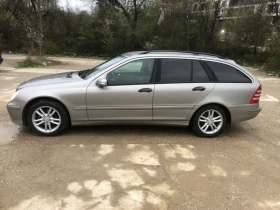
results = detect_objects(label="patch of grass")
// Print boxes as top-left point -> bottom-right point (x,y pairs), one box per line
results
17,58 -> 62,68
17,59 -> 40,68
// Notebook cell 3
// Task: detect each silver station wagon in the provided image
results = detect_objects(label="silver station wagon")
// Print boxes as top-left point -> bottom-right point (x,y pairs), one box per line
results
7,51 -> 262,137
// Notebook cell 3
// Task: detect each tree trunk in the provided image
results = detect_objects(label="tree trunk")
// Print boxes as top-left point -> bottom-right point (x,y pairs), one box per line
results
131,0 -> 139,50
38,0 -> 43,61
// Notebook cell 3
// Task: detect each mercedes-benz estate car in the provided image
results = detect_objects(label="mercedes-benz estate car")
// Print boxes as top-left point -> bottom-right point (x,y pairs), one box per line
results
7,51 -> 262,137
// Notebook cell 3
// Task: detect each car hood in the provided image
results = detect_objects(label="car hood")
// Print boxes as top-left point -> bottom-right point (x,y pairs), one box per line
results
17,72 -> 82,90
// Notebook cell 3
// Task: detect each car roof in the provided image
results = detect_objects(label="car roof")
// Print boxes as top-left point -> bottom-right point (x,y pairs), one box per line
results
122,50 -> 236,65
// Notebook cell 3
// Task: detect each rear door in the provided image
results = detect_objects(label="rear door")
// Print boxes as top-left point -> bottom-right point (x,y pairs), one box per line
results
153,58 -> 215,120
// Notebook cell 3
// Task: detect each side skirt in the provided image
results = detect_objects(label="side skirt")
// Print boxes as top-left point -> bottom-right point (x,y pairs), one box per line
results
71,120 -> 189,127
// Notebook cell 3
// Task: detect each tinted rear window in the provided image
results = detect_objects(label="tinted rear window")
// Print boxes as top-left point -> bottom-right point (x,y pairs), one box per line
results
206,61 -> 251,83
160,59 -> 191,83
192,60 -> 210,82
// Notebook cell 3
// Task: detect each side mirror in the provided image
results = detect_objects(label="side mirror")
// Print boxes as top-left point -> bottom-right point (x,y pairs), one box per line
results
96,78 -> 108,88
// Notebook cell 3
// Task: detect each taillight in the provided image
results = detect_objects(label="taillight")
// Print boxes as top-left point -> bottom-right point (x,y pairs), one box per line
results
250,85 -> 262,104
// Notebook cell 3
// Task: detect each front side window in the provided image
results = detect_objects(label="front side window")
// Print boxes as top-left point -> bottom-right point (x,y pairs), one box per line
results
160,59 -> 192,83
205,61 -> 251,83
107,59 -> 154,86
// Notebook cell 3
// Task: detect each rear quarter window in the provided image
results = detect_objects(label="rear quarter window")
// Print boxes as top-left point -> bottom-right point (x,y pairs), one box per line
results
205,61 -> 252,83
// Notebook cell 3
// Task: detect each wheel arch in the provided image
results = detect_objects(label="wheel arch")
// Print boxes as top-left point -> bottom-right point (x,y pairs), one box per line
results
189,103 -> 232,125
22,96 -> 71,126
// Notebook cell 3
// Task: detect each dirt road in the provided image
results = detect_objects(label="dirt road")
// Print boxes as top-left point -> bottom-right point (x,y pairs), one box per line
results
0,54 -> 280,210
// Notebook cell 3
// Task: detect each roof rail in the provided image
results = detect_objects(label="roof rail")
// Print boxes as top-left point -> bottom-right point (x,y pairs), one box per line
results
184,51 -> 227,59
141,50 -> 182,54
141,50 -> 227,60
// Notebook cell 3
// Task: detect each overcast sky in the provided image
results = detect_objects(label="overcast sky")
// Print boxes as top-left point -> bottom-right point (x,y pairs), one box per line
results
58,0 -> 93,11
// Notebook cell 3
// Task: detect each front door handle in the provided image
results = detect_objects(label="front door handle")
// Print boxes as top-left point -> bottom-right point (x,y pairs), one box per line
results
138,88 -> 153,93
192,86 -> 206,91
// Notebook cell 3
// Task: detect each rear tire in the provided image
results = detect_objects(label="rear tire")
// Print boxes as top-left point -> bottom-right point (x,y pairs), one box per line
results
192,105 -> 227,138
27,100 -> 69,136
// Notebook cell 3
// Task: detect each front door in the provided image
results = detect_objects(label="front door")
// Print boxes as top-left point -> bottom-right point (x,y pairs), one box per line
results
153,58 -> 215,120
86,58 -> 155,120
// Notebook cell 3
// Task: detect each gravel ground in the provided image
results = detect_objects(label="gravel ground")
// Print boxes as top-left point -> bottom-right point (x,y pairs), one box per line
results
0,54 -> 280,210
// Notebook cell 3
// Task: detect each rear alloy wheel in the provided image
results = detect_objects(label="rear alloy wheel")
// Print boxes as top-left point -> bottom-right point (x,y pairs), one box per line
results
27,100 -> 69,136
192,105 -> 227,138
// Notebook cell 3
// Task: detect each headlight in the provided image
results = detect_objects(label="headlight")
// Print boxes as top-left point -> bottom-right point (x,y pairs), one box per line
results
11,90 -> 20,101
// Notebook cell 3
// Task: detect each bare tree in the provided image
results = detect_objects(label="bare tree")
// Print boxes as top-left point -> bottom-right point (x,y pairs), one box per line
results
94,0 -> 149,49
197,0 -> 224,51
269,0 -> 280,31
38,0 -> 43,60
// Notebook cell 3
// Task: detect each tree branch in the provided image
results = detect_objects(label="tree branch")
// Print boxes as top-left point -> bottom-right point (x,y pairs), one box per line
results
108,0 -> 130,21
30,0 -> 37,14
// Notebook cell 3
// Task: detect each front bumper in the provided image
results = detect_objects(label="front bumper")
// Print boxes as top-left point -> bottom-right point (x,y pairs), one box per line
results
6,101 -> 24,125
228,104 -> 262,123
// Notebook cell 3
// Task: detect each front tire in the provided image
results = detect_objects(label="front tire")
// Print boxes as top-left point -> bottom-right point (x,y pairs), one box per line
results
192,105 -> 227,138
27,100 -> 69,136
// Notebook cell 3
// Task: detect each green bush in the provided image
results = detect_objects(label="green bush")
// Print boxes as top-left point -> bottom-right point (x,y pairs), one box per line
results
44,41 -> 60,55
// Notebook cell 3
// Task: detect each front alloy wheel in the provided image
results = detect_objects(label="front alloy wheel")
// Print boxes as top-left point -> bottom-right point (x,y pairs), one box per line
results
192,105 -> 227,138
32,106 -> 61,134
27,100 -> 69,136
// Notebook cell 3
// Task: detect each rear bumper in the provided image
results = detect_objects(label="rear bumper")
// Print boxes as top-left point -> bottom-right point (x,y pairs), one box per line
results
6,101 -> 24,125
0,57 -> 3,64
228,104 -> 261,123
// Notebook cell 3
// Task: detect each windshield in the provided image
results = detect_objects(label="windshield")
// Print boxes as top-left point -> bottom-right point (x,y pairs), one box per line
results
80,56 -> 125,79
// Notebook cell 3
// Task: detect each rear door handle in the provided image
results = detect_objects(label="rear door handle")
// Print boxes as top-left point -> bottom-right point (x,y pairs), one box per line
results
138,88 -> 153,93
192,86 -> 206,91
